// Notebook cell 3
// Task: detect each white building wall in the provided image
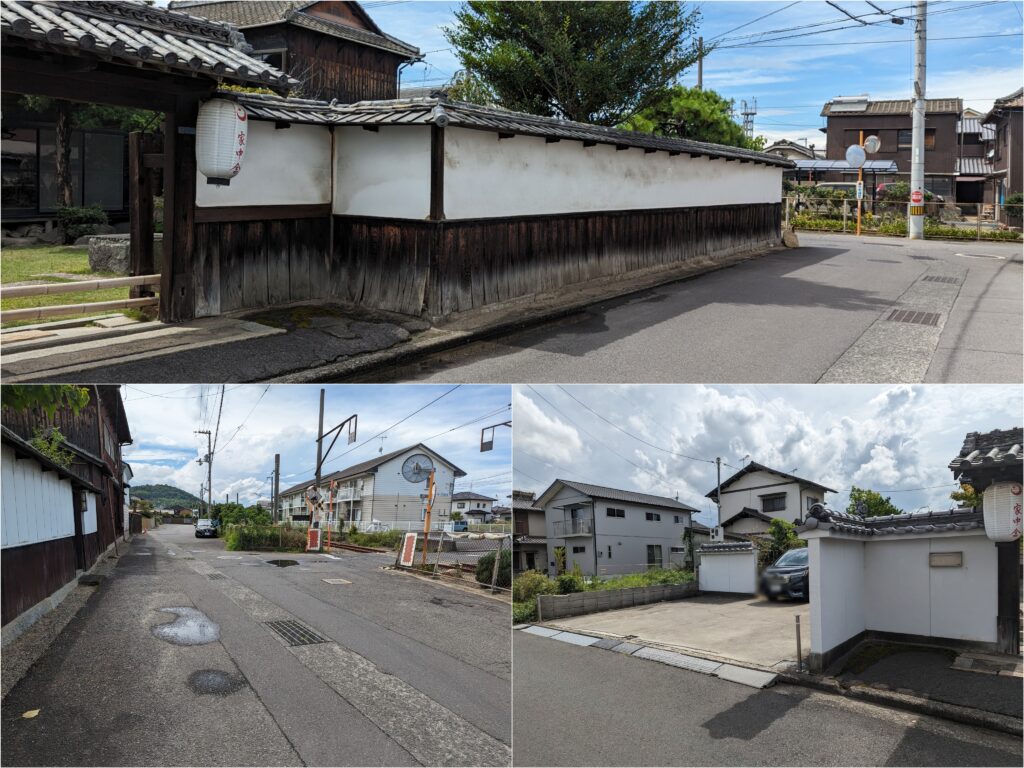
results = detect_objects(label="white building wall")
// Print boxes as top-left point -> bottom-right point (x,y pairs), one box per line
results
83,492 -> 98,535
808,537 -> 866,657
719,476 -> 804,525
333,125 -> 431,219
865,533 -> 997,643
698,550 -> 757,593
196,121 -> 332,207
1,445 -> 76,549
443,127 -> 782,219
369,450 -> 457,526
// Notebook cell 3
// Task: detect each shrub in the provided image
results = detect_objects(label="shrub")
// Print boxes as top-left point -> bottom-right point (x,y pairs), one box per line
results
555,572 -> 585,594
512,570 -> 557,603
223,523 -> 306,551
512,601 -> 537,623
346,529 -> 404,549
596,567 -> 694,591
1005,192 -> 1024,207
475,548 -> 512,589
56,205 -> 108,243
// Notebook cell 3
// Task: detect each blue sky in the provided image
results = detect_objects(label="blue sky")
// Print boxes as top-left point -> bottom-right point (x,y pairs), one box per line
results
371,0 -> 1024,147
514,384 -> 1023,528
122,384 -> 511,506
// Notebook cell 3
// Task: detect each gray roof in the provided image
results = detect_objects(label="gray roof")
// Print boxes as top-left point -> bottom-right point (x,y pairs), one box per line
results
720,506 -> 773,527
707,461 -> 837,501
821,97 -> 962,117
512,498 -> 544,513
552,479 -> 699,513
279,443 -> 466,497
948,428 -> 1023,478
698,541 -> 755,553
173,1 -> 419,58
452,491 -> 495,502
0,0 -> 297,91
791,159 -> 898,172
956,157 -> 995,176
957,118 -> 996,140
228,91 -> 795,168
804,505 -> 985,537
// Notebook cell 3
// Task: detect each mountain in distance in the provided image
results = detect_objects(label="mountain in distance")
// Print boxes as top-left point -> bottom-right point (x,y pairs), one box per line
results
130,484 -> 203,510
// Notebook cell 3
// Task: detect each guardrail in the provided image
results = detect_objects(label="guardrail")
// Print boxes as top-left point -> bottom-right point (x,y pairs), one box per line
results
1,273 -> 161,323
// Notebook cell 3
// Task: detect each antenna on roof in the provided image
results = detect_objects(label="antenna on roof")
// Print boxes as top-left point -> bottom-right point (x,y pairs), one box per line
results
378,435 -> 387,454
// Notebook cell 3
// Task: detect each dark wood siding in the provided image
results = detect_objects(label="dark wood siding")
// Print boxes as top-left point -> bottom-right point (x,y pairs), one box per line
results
824,112 -> 960,177
2,537 -> 77,627
246,24 -> 405,102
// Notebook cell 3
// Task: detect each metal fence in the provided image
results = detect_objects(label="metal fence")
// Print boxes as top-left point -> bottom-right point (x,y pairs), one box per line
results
314,518 -> 510,535
784,196 -> 1023,241
414,531 -> 512,591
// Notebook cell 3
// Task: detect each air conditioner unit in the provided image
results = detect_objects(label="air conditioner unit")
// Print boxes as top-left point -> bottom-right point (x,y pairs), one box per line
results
711,526 -> 725,543
982,482 -> 1022,542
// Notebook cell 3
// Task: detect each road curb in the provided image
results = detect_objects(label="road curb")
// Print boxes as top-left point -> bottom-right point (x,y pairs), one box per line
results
267,245 -> 781,383
776,670 -> 1023,737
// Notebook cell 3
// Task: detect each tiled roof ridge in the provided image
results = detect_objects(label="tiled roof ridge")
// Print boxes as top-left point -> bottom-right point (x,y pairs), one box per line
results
35,0 -> 244,44
805,504 -> 985,537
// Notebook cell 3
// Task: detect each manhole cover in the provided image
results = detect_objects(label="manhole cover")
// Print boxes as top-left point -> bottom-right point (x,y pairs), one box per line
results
264,619 -> 330,647
208,573 -> 226,580
887,309 -> 941,326
266,559 -> 298,568
322,578 -> 351,584
921,275 -> 960,285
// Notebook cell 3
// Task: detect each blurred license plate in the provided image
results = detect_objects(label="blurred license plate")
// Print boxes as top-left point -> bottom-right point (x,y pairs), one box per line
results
769,583 -> 782,593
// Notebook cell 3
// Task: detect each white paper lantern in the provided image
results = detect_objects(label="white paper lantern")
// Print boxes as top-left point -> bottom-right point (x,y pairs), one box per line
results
196,98 -> 248,185
982,481 -> 1023,542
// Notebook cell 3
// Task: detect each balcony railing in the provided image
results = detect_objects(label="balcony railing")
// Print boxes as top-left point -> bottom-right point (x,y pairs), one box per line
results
553,519 -> 593,537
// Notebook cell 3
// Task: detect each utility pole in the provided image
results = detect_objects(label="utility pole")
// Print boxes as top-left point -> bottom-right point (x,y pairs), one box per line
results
715,457 -> 722,537
195,430 -> 212,520
696,36 -> 703,91
314,388 -> 326,530
909,0 -> 927,239
273,453 -> 280,524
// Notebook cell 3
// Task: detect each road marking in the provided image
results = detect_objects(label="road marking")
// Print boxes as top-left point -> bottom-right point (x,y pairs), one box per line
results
217,555 -> 243,560
955,252 -> 1006,260
322,578 -> 352,584
321,554 -> 341,560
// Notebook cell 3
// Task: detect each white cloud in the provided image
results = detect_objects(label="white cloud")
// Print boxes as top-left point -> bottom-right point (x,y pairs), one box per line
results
512,388 -> 585,468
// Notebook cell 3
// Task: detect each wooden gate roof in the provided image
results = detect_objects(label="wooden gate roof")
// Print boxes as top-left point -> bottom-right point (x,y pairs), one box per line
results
0,0 -> 297,91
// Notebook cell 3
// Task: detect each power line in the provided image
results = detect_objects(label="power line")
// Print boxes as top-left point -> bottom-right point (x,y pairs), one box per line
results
211,384 -> 225,455
717,31 -> 1020,49
217,385 -> 270,454
708,1 -> 800,42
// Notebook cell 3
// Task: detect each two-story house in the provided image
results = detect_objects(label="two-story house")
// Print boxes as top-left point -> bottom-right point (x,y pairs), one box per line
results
537,479 -> 698,578
452,491 -> 495,522
707,461 -> 835,538
277,443 -> 465,529
983,87 -> 1023,204
172,1 -> 421,102
819,95 -> 962,200
512,490 -> 547,573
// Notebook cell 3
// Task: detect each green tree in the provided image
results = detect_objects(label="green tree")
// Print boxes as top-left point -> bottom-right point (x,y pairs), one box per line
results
444,1 -> 701,125
847,486 -> 903,518
950,483 -> 982,510
213,502 -> 271,527
755,518 -> 806,570
1,385 -> 91,417
450,510 -> 464,521
445,69 -> 497,106
623,86 -> 763,150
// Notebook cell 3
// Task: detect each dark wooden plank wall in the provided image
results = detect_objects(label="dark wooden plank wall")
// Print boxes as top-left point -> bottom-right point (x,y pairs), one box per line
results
193,217 -> 332,315
194,204 -> 780,318
426,203 -> 781,317
1,537 -> 77,627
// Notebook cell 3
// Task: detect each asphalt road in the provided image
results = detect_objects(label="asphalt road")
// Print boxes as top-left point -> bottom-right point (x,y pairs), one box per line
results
381,234 -> 1022,384
512,632 -> 1023,767
1,525 -> 511,767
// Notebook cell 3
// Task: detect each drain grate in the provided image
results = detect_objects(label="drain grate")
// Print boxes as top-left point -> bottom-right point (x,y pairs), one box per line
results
921,275 -> 960,285
208,573 -> 226,580
887,309 -> 941,326
264,619 -> 330,647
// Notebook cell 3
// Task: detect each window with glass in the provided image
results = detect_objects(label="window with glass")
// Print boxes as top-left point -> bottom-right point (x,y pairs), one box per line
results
606,507 -> 625,518
645,512 -> 661,521
762,493 -> 787,513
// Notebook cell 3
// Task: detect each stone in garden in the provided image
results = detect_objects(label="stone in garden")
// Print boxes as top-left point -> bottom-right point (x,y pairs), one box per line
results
88,235 -> 131,275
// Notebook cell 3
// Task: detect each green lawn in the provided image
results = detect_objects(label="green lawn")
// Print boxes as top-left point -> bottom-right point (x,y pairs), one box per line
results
2,244 -> 130,327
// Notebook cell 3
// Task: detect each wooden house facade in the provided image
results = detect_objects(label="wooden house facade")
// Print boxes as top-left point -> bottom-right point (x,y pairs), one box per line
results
169,1 -> 421,102
1,386 -> 132,639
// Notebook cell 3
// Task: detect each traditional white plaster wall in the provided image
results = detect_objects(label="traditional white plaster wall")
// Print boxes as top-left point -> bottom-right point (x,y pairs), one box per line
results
1,445 -> 75,548
865,533 -> 997,643
196,120 -> 332,207
333,125 -> 431,218
83,492 -> 98,536
808,537 -> 866,655
698,549 -> 757,593
443,127 -> 782,219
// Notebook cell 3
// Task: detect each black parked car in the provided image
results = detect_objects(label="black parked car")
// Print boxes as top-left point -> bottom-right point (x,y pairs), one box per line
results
760,547 -> 809,601
195,519 -> 218,538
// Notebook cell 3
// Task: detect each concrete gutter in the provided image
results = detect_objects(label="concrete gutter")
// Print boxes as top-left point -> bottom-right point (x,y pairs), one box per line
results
776,669 -> 1023,738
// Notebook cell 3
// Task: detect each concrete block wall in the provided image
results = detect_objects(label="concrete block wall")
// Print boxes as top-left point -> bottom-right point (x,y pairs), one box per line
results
536,582 -> 698,621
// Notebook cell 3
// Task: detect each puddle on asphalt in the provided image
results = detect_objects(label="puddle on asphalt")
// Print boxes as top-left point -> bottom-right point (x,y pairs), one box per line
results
187,669 -> 245,696
152,607 -> 220,645
266,559 -> 299,568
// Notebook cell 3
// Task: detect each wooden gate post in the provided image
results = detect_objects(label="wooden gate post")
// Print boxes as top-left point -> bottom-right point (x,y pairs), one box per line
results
128,132 -> 159,299
160,96 -> 200,322
996,540 -> 1021,656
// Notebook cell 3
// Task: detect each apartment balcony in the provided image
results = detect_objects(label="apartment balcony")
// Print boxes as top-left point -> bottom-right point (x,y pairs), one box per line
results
553,519 -> 593,537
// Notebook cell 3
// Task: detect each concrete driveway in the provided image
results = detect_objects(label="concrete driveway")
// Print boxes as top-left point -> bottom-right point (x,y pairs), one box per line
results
546,593 -> 809,670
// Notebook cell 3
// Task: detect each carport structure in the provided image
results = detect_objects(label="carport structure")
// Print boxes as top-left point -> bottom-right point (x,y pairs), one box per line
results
0,0 -> 296,321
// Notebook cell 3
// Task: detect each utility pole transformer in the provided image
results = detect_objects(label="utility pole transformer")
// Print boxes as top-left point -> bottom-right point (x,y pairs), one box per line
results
909,0 -> 927,239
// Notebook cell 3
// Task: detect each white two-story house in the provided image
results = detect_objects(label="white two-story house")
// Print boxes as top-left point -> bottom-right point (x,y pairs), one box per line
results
278,443 -> 465,529
537,479 -> 699,577
451,491 -> 496,521
706,461 -> 835,537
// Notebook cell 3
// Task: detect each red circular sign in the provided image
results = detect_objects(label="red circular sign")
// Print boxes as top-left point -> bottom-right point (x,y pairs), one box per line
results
911,190 -> 923,204
1011,483 -> 1022,496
